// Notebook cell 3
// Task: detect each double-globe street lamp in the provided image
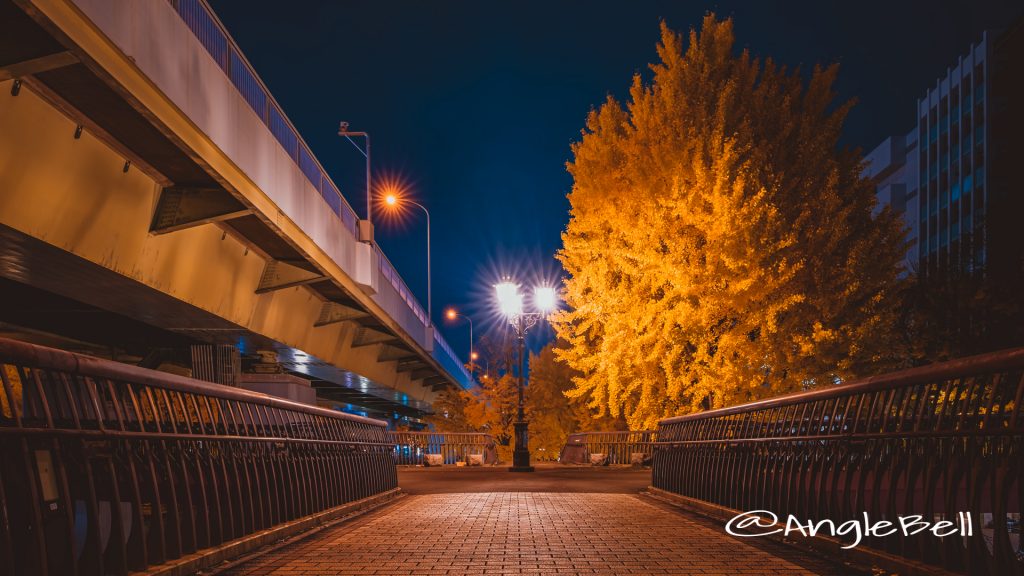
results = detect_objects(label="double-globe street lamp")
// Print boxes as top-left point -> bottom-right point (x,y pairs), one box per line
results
495,280 -> 557,472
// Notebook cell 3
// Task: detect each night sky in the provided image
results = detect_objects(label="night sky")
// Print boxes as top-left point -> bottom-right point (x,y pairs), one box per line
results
209,0 -> 1022,359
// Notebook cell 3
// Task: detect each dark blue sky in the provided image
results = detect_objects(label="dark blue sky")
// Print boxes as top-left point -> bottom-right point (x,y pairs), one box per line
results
209,0 -> 1021,359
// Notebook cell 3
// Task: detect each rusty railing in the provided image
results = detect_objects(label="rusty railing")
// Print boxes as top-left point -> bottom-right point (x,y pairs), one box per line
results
653,347 -> 1024,575
0,338 -> 397,576
559,430 -> 658,465
388,431 -> 498,466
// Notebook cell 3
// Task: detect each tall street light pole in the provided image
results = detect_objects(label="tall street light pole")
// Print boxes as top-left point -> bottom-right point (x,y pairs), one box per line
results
445,308 -> 475,371
337,122 -> 372,241
494,280 -> 557,473
385,194 -> 431,321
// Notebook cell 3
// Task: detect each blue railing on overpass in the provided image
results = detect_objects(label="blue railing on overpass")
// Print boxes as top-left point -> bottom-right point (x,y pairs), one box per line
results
432,327 -> 474,389
172,0 -> 358,234
167,0 -> 473,390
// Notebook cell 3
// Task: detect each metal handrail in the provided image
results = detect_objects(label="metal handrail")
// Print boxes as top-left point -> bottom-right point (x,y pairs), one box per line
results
559,431 -> 658,465
376,245 -> 428,327
375,248 -> 471,386
653,346 -> 1024,575
659,345 -> 1024,426
432,329 -> 473,386
389,431 -> 498,466
0,337 -> 397,575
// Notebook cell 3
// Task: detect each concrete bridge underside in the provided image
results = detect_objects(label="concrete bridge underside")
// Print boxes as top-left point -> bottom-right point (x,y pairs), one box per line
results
0,0 -> 461,419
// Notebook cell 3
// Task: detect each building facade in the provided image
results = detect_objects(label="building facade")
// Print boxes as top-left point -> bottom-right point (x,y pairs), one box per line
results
868,21 -> 1022,281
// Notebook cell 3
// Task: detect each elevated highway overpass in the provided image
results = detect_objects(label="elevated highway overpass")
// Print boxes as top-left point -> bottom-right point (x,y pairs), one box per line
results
0,0 -> 475,424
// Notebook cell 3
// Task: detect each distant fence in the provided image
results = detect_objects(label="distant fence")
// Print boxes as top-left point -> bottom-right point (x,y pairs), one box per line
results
653,347 -> 1024,576
559,431 -> 658,465
0,338 -> 396,576
388,431 -> 498,465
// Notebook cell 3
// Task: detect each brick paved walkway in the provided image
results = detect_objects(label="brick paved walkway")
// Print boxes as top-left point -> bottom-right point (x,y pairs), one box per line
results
224,492 -> 859,575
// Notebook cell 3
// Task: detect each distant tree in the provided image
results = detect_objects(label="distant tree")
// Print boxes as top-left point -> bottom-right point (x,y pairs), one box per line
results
553,15 -> 909,429
899,262 -> 1024,362
422,388 -> 474,432
526,342 -> 626,460
463,372 -> 519,461
526,344 -> 578,460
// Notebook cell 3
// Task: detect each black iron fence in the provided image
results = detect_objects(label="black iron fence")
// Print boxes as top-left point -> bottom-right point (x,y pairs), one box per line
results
0,338 -> 396,576
559,431 -> 658,465
389,431 -> 498,466
653,347 -> 1024,576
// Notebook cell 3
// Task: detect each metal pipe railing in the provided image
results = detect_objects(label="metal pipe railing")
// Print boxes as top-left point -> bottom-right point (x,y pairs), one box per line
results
652,346 -> 1024,575
388,431 -> 498,466
559,431 -> 658,465
0,337 -> 397,576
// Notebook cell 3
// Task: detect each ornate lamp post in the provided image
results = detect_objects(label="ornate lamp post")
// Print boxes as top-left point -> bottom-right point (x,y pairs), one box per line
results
494,280 -> 557,472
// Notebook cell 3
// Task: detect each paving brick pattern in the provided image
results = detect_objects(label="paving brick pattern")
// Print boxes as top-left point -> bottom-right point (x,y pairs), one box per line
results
225,492 -> 857,575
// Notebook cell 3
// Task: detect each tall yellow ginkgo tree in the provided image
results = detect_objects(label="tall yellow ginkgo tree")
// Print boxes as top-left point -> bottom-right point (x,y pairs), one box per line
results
553,15 -> 909,429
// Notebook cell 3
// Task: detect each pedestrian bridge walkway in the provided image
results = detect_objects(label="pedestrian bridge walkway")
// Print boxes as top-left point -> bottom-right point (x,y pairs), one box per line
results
221,467 -> 855,576
2,335 -> 1021,576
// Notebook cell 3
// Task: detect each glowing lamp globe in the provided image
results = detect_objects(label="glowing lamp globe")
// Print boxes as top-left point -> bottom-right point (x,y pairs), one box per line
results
533,286 -> 557,313
495,281 -> 523,317
385,194 -> 397,206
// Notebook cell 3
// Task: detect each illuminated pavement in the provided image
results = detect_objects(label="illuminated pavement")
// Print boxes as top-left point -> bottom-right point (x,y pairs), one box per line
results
221,467 -> 863,576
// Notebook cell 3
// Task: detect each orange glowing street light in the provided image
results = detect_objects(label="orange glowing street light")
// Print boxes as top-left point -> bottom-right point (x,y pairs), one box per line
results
445,307 -> 475,370
382,193 -> 432,321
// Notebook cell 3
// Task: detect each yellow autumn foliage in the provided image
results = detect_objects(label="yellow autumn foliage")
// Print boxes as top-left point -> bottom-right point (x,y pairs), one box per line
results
553,15 -> 909,429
